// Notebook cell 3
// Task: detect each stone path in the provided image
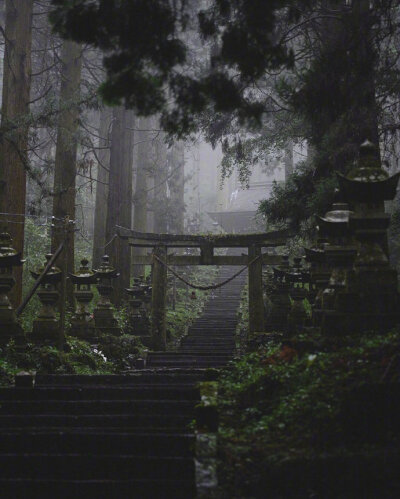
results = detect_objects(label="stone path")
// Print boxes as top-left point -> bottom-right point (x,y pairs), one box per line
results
147,264 -> 247,369
0,264 -> 246,498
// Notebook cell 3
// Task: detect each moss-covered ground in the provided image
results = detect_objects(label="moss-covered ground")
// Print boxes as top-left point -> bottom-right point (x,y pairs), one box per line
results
216,328 -> 400,498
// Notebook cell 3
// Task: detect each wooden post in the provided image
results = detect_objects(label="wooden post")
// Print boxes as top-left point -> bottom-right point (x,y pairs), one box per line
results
151,244 -> 167,351
248,245 -> 264,334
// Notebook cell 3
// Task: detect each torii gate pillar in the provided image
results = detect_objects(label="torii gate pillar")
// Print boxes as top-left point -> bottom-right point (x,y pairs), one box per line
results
248,245 -> 265,334
151,244 -> 167,350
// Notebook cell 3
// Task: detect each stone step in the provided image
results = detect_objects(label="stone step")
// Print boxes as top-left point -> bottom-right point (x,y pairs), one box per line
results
0,386 -> 200,401
147,355 -> 230,363
191,324 -> 236,329
186,337 -> 235,342
147,360 -> 230,368
199,309 -> 238,313
0,454 -> 195,480
149,353 -> 231,360
0,478 -> 196,499
180,346 -> 234,352
180,342 -> 235,348
187,327 -> 235,338
194,314 -> 237,318
0,414 -> 192,429
182,338 -> 235,344
180,339 -> 235,345
0,400 -> 195,415
179,347 -> 235,353
203,301 -> 240,304
34,372 -> 209,386
187,326 -> 235,330
184,331 -> 235,336
194,314 -> 237,317
0,432 -> 195,456
193,319 -> 237,323
192,317 -> 237,320
189,323 -> 236,334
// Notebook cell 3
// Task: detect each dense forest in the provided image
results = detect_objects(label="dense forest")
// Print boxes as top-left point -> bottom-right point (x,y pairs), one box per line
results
1,1 -> 400,498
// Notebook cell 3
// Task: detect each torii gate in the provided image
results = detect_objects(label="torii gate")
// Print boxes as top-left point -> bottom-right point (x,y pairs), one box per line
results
118,228 -> 289,350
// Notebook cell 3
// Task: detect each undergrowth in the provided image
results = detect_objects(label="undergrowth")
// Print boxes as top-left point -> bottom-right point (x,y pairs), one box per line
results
216,328 -> 400,498
0,333 -> 148,386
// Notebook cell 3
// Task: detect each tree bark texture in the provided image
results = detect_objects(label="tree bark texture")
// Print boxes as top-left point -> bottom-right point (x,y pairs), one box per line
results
0,0 -> 33,305
152,132 -> 168,233
92,107 -> 112,268
168,141 -> 185,234
106,106 -> 135,305
351,0 -> 379,148
51,40 -> 82,305
151,244 -> 167,351
313,0 -> 379,172
132,116 -> 153,277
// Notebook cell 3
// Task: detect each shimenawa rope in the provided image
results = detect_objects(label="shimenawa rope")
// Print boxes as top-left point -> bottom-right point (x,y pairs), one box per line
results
153,253 -> 262,291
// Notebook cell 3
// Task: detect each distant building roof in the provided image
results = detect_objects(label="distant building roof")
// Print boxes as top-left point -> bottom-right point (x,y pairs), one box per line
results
226,182 -> 281,212
207,211 -> 263,233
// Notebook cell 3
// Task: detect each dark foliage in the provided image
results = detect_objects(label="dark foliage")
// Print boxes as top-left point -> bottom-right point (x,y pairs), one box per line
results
217,329 -> 400,497
260,2 -> 397,228
50,0 -> 309,136
259,161 -> 337,230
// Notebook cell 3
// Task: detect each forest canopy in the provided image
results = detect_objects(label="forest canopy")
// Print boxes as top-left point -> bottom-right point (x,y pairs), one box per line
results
49,0 -> 400,231
49,0 -> 309,136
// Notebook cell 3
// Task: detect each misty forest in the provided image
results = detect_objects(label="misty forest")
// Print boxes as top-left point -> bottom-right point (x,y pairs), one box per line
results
1,1 -> 400,497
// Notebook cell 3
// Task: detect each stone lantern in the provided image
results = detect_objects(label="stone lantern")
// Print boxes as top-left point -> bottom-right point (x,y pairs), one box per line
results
266,256 -> 291,332
142,276 -> 152,318
69,258 -> 97,341
304,244 -> 329,325
126,278 -> 145,328
125,276 -> 151,346
330,140 -> 400,333
93,255 -> 121,336
30,254 -> 62,344
287,257 -> 309,333
0,231 -> 25,345
316,199 -> 358,334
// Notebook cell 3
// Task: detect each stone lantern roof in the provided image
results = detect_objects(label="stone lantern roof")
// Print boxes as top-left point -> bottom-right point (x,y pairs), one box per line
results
69,258 -> 97,285
337,140 -> 400,202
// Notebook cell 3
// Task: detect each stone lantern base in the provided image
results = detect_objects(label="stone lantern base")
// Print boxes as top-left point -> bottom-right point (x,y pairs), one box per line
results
321,310 -> 400,336
30,319 -> 60,346
70,321 -> 96,342
266,288 -> 291,333
321,263 -> 400,335
94,308 -> 121,337
0,320 -> 26,347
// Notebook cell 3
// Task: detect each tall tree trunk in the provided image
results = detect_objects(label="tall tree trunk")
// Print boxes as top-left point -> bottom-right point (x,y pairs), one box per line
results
105,107 -> 134,305
92,107 -> 111,268
51,40 -> 82,305
312,0 -> 379,175
132,117 -> 153,277
168,141 -> 185,233
0,0 -> 33,306
0,2 -> 5,98
153,132 -> 168,233
352,0 -> 379,149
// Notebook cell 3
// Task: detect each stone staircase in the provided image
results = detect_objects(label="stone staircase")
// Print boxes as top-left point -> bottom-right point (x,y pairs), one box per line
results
147,264 -> 246,369
0,372 -> 201,498
0,264 -> 246,498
